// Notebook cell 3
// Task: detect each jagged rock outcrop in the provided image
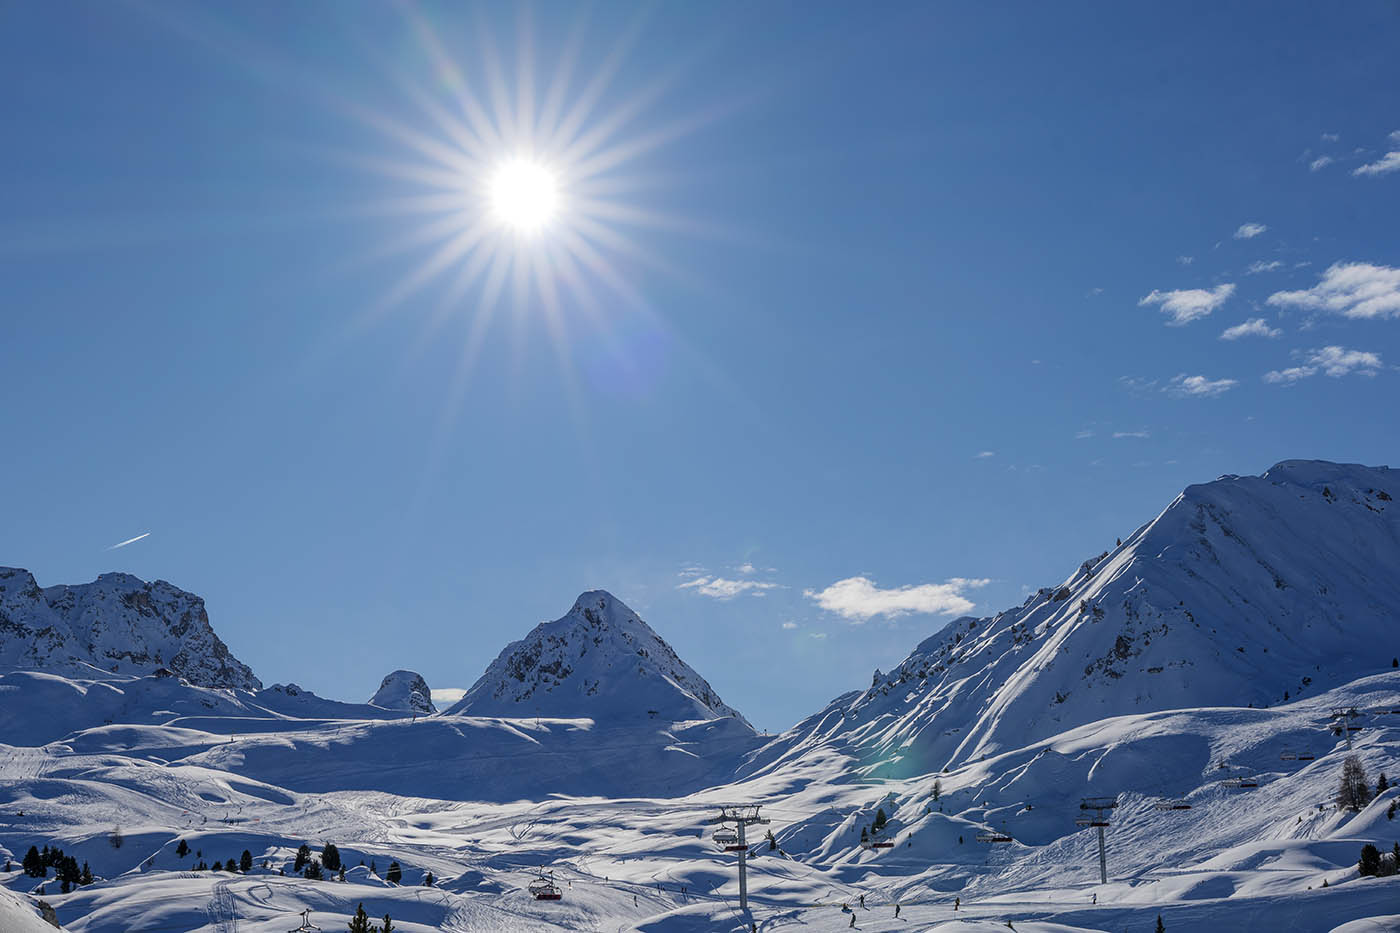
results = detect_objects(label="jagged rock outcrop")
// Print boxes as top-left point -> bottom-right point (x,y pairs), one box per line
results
369,669 -> 436,714
0,568 -> 259,689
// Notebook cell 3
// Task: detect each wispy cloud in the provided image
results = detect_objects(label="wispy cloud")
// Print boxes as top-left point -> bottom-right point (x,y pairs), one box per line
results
1321,133 -> 1340,143
1165,374 -> 1238,398
1234,222 -> 1268,240
736,562 -> 756,575
677,576 -> 780,600
1267,262 -> 1400,319
805,576 -> 990,623
1246,260 -> 1283,275
781,621 -> 798,630
107,532 -> 151,550
1354,150 -> 1400,177
1139,284 -> 1234,325
1220,318 -> 1281,340
1176,255 -> 1194,265
1113,430 -> 1150,439
430,687 -> 467,704
975,450 -> 995,459
1264,346 -> 1383,384
1309,155 -> 1335,172
1075,429 -> 1095,439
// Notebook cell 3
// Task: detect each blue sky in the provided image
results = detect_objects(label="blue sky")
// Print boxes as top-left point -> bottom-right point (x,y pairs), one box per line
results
2,2 -> 1398,731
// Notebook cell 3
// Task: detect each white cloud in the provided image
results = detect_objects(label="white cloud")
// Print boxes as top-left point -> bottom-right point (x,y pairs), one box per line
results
1220,318 -> 1281,340
736,562 -> 756,575
1087,287 -> 1104,296
1264,345 -> 1383,384
781,621 -> 798,630
1113,430 -> 1150,439
1321,133 -> 1340,143
1247,260 -> 1283,275
804,576 -> 990,623
1234,223 -> 1268,239
1354,151 -> 1400,177
1267,262 -> 1400,319
807,632 -> 828,640
1165,374 -> 1238,398
1177,255 -> 1194,265
1309,155 -> 1335,172
677,576 -> 780,600
430,688 -> 467,704
1075,429 -> 1095,439
1138,283 -> 1235,325
975,450 -> 995,459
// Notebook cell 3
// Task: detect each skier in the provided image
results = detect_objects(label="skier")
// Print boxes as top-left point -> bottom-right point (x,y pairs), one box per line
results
954,896 -> 960,912
895,903 -> 901,917
859,894 -> 865,908
849,913 -> 856,928
1092,893 -> 1097,906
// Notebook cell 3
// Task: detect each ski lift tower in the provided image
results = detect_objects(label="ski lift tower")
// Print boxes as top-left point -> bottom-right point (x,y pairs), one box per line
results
1078,796 -> 1118,885
289,909 -> 322,933
1329,708 -> 1363,750
705,804 -> 770,911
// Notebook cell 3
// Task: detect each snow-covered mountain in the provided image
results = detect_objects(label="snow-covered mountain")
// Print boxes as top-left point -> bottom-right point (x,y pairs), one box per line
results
0,568 -> 259,689
750,459 -> 1399,777
369,669 -> 436,714
448,590 -> 751,727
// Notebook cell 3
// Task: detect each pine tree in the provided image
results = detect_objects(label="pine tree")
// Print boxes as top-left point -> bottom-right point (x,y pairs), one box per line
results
423,872 -> 434,887
932,779 -> 942,802
1359,844 -> 1381,877
60,877 -> 70,894
1378,773 -> 1389,794
338,866 -> 346,882
322,843 -> 341,872
381,916 -> 394,933
1337,755 -> 1372,812
1155,915 -> 1165,933
386,861 -> 402,884
347,902 -> 377,933
109,828 -> 123,849
304,860 -> 323,881
23,845 -> 44,877
295,843 -> 311,872
80,862 -> 93,886
860,827 -> 870,844
176,839 -> 189,858
873,808 -> 888,833
370,860 -> 378,876
240,850 -> 253,873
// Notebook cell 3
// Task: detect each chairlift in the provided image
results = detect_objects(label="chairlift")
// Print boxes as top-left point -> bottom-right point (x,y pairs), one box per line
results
871,840 -> 895,849
1280,751 -> 1316,762
1153,799 -> 1192,811
1221,778 -> 1258,789
529,871 -> 563,901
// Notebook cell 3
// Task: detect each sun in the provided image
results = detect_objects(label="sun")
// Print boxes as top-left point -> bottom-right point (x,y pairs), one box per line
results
488,159 -> 559,234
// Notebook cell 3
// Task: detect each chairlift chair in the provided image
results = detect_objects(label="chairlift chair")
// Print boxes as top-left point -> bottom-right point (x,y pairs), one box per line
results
976,831 -> 1013,843
1153,799 -> 1192,811
529,871 -> 563,901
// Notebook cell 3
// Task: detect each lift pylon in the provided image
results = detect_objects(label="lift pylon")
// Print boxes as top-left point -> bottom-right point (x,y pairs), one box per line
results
1078,796 -> 1117,884
705,804 -> 770,911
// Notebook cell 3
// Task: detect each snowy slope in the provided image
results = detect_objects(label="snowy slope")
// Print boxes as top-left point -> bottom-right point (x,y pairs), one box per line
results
0,568 -> 259,689
750,460 -> 1400,778
449,590 -> 751,727
369,670 -> 436,714
0,886 -> 63,932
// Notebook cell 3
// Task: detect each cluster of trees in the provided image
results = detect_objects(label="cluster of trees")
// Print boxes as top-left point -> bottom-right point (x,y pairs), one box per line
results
347,902 -> 394,933
1358,842 -> 1400,878
21,846 -> 94,892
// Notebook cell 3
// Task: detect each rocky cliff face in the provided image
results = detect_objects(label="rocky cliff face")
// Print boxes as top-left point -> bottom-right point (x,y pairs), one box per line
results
0,568 -> 259,689
449,590 -> 750,727
748,460 -> 1400,777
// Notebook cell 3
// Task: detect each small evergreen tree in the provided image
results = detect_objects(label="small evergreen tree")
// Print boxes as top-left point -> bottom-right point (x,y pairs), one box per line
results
1337,755 -> 1372,812
860,827 -> 869,844
347,903 -> 376,933
295,843 -> 311,872
60,877 -> 70,894
382,916 -> 394,933
370,860 -> 377,876
932,779 -> 942,802
1359,843 -> 1381,877
240,850 -> 253,873
80,862 -> 93,886
322,843 -> 341,872
423,871 -> 434,887
385,860 -> 402,884
23,845 -> 44,877
303,859 -> 323,881
1155,915 -> 1165,933
1378,773 -> 1389,794
176,839 -> 189,858
873,808 -> 888,833
109,828 -> 124,849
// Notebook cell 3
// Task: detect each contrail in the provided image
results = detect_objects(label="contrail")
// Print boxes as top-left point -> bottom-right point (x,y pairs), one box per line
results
107,532 -> 151,550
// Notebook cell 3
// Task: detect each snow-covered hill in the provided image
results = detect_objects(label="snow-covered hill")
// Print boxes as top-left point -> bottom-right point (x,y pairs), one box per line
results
749,460 -> 1400,779
0,568 -> 259,689
448,590 -> 751,727
369,670 -> 436,714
